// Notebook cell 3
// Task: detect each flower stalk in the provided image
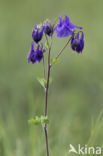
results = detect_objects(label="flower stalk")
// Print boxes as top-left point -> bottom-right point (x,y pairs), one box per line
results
43,35 -> 53,156
56,37 -> 72,59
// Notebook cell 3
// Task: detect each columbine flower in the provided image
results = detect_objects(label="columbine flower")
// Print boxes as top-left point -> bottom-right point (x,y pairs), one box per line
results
27,41 -> 36,64
32,24 -> 44,43
55,15 -> 82,37
43,19 -> 53,36
71,31 -> 84,53
27,41 -> 43,64
36,44 -> 43,62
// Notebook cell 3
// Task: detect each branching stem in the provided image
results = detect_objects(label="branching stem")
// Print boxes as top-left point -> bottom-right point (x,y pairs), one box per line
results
56,37 -> 72,59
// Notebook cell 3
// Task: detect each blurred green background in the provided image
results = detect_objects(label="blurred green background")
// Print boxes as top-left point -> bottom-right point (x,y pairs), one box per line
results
0,0 -> 103,156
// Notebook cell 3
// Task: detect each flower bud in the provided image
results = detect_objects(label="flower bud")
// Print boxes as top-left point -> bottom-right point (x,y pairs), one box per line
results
43,19 -> 53,36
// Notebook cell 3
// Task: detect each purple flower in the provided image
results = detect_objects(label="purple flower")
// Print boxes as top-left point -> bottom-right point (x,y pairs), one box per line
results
27,41 -> 36,64
71,31 -> 84,53
55,15 -> 82,37
36,44 -> 43,62
32,25 -> 43,43
43,19 -> 53,36
27,42 -> 43,64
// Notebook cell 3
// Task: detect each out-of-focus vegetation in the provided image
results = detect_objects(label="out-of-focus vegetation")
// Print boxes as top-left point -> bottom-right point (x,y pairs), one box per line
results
0,0 -> 103,155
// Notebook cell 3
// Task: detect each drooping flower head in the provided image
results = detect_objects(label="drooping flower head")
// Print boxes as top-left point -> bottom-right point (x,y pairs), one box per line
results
27,41 -> 43,64
71,31 -> 84,53
55,15 -> 82,37
43,19 -> 53,36
27,41 -> 36,64
32,24 -> 44,43
36,44 -> 43,62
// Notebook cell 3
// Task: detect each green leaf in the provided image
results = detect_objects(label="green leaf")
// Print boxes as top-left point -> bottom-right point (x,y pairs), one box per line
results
51,57 -> 61,65
40,116 -> 49,124
28,116 -> 49,126
37,78 -> 47,88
